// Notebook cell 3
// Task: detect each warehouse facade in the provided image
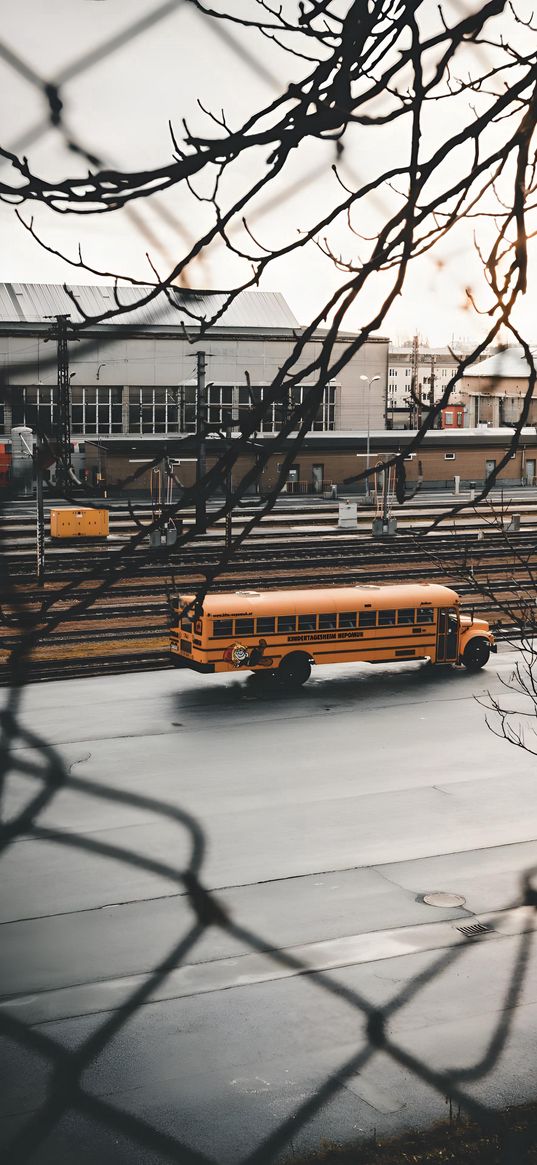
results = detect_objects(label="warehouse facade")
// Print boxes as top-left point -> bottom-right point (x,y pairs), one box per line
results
0,283 -> 389,443
458,347 -> 537,428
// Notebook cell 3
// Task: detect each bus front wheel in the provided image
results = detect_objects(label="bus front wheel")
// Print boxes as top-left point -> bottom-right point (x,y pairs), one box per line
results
278,653 -> 311,687
462,638 -> 490,672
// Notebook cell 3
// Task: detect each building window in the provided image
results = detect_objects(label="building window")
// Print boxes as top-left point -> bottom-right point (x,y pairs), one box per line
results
128,387 -> 187,434
13,385 -> 123,436
242,383 -> 336,433
206,385 -> 234,431
181,386 -> 197,432
11,386 -> 56,435
444,411 -> 453,424
444,452 -> 456,460
71,387 -> 123,434
127,383 -> 336,437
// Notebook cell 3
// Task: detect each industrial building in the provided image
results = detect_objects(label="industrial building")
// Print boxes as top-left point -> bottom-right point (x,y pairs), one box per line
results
3,284 -> 536,498
458,346 -> 537,427
0,282 -> 389,444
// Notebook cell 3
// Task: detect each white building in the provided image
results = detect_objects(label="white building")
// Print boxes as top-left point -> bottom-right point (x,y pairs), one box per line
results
387,345 -> 461,428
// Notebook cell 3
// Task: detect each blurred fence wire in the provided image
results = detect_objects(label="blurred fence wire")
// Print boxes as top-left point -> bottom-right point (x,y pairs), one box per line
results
1,656 -> 537,1163
2,1 -> 537,1161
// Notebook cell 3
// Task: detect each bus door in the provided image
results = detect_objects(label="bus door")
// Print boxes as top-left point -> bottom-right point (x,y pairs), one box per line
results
436,609 -> 458,662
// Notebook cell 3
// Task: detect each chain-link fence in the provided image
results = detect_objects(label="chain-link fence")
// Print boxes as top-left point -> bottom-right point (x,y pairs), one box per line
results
2,3 -> 537,1161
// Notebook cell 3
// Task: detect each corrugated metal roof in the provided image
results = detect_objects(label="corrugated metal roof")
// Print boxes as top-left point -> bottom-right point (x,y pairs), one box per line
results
0,283 -> 300,331
67,428 -> 537,453
390,346 -> 456,357
464,346 -> 537,378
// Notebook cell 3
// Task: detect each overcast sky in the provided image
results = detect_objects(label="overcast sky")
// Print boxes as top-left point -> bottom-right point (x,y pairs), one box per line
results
1,0 -> 536,348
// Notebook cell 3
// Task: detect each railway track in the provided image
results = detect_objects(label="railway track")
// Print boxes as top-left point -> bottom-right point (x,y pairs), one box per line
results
3,549 -> 536,683
2,494 -> 537,558
2,498 -> 536,682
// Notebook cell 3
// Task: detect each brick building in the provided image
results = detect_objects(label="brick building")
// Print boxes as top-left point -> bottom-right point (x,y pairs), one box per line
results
85,428 -> 537,495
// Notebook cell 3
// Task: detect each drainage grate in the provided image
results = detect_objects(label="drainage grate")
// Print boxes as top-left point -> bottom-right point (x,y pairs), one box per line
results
455,922 -> 493,938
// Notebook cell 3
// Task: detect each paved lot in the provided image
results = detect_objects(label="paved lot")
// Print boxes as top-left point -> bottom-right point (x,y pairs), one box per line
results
2,651 -> 537,1163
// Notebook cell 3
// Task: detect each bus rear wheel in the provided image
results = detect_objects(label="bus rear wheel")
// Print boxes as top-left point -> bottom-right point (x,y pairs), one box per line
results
278,652 -> 311,687
462,638 -> 490,672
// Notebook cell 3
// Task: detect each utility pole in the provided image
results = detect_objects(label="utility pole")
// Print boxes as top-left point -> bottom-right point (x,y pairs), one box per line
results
46,314 -> 72,494
225,422 -> 233,550
410,333 -> 420,428
359,374 -> 380,500
35,431 -> 45,584
429,354 -> 439,426
429,353 -> 436,403
281,384 -> 289,427
195,351 -> 207,527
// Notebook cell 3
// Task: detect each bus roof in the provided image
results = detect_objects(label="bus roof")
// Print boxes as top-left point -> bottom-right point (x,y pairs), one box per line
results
190,583 -> 460,616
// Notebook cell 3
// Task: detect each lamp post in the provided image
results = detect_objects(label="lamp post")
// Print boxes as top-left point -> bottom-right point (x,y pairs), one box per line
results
359,374 -> 381,498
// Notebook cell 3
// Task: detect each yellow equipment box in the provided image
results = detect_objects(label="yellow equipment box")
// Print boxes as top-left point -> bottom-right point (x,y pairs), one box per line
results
50,508 -> 109,539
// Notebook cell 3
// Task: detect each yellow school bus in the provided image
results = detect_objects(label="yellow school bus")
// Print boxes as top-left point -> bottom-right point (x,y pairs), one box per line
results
170,582 -> 496,686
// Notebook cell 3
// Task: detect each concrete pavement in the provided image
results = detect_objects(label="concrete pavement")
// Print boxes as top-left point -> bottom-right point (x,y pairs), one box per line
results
2,651 -> 537,1162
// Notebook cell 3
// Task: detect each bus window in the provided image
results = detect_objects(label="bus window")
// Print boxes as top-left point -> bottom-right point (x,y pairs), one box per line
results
378,609 -> 396,626
181,617 -> 193,631
236,618 -> 254,637
298,614 -> 317,631
319,613 -> 337,630
257,616 -> 275,635
339,612 -> 357,629
417,608 -> 434,624
278,615 -> 297,633
398,608 -> 415,624
359,610 -> 377,628
214,619 -> 233,637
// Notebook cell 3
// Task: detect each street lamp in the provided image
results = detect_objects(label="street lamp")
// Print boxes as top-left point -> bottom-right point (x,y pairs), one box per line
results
360,374 -> 381,498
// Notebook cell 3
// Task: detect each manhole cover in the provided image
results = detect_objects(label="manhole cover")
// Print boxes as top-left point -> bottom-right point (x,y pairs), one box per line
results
423,891 -> 466,908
